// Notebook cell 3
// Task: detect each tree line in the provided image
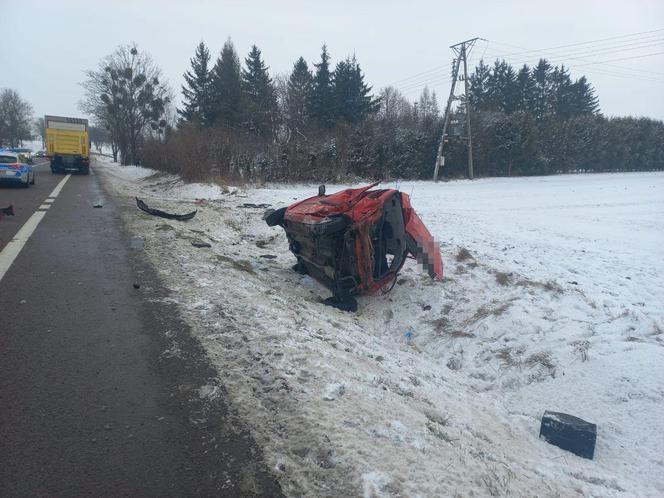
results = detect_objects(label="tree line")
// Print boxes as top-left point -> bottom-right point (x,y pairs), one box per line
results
0,88 -> 35,148
79,40 -> 663,179
176,40 -> 379,134
459,59 -> 663,177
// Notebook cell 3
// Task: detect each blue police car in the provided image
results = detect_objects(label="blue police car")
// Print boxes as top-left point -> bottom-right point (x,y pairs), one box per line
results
0,149 -> 35,187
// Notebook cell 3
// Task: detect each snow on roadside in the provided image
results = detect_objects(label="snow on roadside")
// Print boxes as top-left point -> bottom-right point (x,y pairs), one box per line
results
96,158 -> 664,497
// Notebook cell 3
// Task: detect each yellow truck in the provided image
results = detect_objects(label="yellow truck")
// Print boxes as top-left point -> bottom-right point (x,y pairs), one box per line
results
45,115 -> 91,174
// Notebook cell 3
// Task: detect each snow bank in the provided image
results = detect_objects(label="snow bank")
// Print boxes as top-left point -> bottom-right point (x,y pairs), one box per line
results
97,157 -> 664,497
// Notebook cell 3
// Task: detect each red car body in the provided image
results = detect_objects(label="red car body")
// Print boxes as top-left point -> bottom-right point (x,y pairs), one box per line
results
267,183 -> 443,310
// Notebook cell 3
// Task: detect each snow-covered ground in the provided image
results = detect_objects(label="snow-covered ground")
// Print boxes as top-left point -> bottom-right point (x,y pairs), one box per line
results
97,157 -> 664,498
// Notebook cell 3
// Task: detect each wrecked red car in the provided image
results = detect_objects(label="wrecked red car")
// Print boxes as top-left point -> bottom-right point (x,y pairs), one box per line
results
265,183 -> 443,311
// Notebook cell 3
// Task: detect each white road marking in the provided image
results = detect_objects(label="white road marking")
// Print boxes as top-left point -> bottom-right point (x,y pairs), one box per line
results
48,174 -> 71,198
44,198 -> 55,203
0,211 -> 47,282
0,174 -> 71,283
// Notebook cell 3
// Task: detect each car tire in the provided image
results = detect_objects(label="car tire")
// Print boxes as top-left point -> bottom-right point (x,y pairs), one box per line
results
23,178 -> 30,188
30,173 -> 35,185
264,207 -> 287,227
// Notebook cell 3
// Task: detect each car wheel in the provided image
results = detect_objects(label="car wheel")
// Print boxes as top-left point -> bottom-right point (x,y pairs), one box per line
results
264,207 -> 287,227
30,172 -> 35,185
23,178 -> 30,188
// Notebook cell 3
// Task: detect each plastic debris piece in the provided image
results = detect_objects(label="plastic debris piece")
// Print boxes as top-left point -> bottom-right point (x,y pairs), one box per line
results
136,197 -> 196,221
1,205 -> 15,217
239,203 -> 271,209
540,411 -> 597,459
191,239 -> 211,248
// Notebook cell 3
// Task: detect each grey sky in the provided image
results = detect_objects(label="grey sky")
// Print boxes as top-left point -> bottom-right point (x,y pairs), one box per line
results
1,0 -> 663,122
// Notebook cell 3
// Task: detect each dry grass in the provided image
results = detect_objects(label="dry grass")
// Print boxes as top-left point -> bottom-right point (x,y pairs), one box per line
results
495,272 -> 512,286
525,351 -> 555,370
471,300 -> 514,322
255,234 -> 278,248
480,462 -> 515,497
213,254 -> 256,275
524,351 -> 557,381
430,316 -> 474,339
449,330 -> 475,338
427,422 -> 455,443
224,218 -> 242,232
496,348 -> 521,368
571,340 -> 590,361
516,278 -> 564,294
430,316 -> 450,330
456,247 -> 474,262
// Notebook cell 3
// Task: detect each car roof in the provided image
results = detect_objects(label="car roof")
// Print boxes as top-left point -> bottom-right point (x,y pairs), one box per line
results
0,151 -> 19,159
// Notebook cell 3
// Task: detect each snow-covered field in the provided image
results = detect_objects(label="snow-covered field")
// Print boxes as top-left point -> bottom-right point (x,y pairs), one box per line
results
97,157 -> 664,498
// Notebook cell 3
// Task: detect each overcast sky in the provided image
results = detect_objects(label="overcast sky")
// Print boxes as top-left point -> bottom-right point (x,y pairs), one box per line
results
1,0 -> 663,123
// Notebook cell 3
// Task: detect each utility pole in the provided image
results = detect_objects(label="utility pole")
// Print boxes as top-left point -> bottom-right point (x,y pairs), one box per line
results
461,43 -> 474,180
433,37 -> 482,182
432,58 -> 459,183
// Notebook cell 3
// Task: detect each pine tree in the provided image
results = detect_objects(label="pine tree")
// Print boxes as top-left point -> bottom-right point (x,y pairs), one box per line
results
286,57 -> 313,131
549,65 -> 574,119
570,76 -> 600,115
178,41 -> 212,126
486,60 -> 518,114
210,38 -> 242,128
468,60 -> 491,112
531,59 -> 552,121
332,55 -> 378,124
241,45 -> 277,136
309,44 -> 335,128
514,64 -> 535,113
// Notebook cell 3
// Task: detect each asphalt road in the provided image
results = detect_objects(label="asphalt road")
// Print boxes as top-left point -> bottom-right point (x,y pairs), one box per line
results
0,158 -> 54,249
0,159 -> 282,497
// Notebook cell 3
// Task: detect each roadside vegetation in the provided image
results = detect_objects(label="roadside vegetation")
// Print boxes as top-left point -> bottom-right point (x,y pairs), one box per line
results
80,40 -> 664,181
0,88 -> 34,148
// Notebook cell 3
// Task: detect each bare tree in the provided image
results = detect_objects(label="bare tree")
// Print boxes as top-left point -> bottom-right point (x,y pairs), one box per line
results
34,117 -> 46,148
418,86 -> 439,124
88,125 -> 110,153
0,88 -> 34,147
377,86 -> 412,123
80,44 -> 172,164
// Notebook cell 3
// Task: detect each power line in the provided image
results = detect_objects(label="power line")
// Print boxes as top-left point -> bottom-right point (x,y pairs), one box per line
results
398,71 -> 453,92
478,46 -> 664,82
389,29 -> 664,96
482,38 -> 664,62
394,69 -> 453,91
481,36 -> 664,76
388,65 -> 451,86
487,28 -> 664,58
